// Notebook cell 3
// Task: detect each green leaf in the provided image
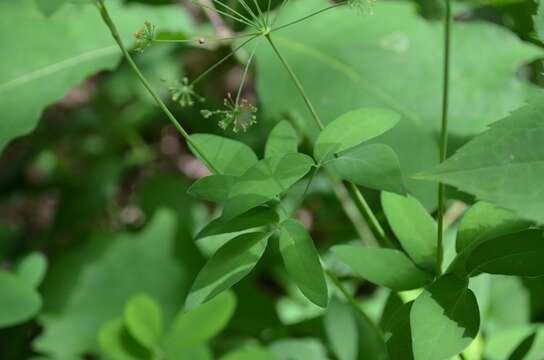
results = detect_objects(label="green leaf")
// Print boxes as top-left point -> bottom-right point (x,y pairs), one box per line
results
187,175 -> 236,203
332,245 -> 433,291
164,291 -> 236,353
466,230 -> 544,277
16,252 -> 48,288
185,232 -> 271,309
220,346 -> 275,360
416,97 -> 544,224
314,108 -> 400,162
384,302 -> 414,360
265,121 -> 299,158
0,0 -> 191,153
327,144 -> 406,195
257,0 -> 541,207
410,275 -> 480,360
457,202 -> 532,254
98,318 -> 151,360
324,297 -> 358,360
279,219 -> 328,307
189,134 -> 258,176
0,272 -> 42,328
269,339 -> 329,360
381,192 -> 437,272
195,206 -> 279,241
447,202 -> 531,275
35,210 -> 188,357
222,153 -> 314,219
124,294 -> 163,350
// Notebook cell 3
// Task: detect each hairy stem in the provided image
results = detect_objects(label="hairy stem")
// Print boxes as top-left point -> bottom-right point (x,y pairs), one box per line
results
266,34 -> 392,248
437,0 -> 452,275
95,0 -> 219,174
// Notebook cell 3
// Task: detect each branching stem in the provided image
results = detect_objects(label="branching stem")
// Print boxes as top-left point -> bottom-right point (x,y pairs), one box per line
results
95,0 -> 219,173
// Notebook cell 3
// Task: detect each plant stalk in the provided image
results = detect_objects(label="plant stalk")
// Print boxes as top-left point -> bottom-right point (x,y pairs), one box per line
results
95,0 -> 219,174
437,0 -> 452,275
266,34 -> 393,248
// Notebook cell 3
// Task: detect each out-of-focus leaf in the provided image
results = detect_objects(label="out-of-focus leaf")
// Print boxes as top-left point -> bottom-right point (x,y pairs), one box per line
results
381,192 -> 437,272
0,0 -> 191,153
124,295 -> 163,350
314,108 -> 400,162
265,121 -> 299,158
185,232 -> 270,309
164,291 -> 236,354
410,275 -> 480,360
16,252 -> 48,288
34,0 -> 66,16
324,297 -> 358,360
220,346 -> 275,360
466,230 -> 544,276
535,0 -> 544,42
332,245 -> 433,291
279,219 -> 328,307
98,319 -> 151,360
380,292 -> 404,330
0,272 -> 42,328
269,338 -> 329,360
189,134 -> 259,176
417,97 -> 544,224
35,210 -> 188,358
327,144 -> 406,195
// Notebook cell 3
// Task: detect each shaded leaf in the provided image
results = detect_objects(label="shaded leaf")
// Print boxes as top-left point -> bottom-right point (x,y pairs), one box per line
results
384,302 -> 414,360
332,245 -> 433,291
185,232 -> 271,309
411,275 -> 480,360
381,192 -> 437,272
98,319 -> 151,360
279,219 -> 328,307
467,230 -> 544,277
188,175 -> 236,203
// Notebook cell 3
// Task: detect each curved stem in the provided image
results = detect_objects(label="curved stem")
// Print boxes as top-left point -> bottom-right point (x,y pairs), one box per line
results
437,0 -> 452,276
271,2 -> 346,33
95,0 -> 219,174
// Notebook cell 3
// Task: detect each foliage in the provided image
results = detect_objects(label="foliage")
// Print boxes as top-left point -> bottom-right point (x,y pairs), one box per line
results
1,0 -> 544,359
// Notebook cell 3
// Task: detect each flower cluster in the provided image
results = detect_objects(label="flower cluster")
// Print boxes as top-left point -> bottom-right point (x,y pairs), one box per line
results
168,78 -> 204,108
201,94 -> 258,133
134,21 -> 156,53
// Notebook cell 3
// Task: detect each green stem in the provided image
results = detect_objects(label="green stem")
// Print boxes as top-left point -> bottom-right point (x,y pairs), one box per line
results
265,34 -> 325,130
327,271 -> 385,342
271,3 -> 346,33
95,0 -> 219,174
437,0 -> 452,276
267,34 -> 392,248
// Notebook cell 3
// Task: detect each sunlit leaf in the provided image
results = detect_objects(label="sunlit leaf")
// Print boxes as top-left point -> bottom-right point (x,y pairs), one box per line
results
124,294 -> 163,350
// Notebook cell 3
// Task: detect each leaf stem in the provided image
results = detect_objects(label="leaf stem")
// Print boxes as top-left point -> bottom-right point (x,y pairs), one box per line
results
271,3 -> 346,33
95,0 -> 219,174
266,34 -> 393,248
437,0 -> 452,276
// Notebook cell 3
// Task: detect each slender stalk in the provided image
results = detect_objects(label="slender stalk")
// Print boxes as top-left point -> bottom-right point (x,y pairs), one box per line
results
95,0 -> 220,173
266,34 -> 392,248
235,42 -> 259,105
327,271 -> 385,342
437,0 -> 452,275
153,31 -> 260,44
265,34 -> 325,130
271,3 -> 346,33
